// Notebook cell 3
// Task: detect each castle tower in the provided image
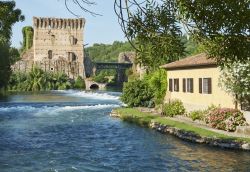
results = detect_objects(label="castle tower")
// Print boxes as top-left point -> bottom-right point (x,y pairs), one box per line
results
33,17 -> 86,78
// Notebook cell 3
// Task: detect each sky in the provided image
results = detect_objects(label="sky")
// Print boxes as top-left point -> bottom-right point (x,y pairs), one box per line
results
11,0 -> 126,48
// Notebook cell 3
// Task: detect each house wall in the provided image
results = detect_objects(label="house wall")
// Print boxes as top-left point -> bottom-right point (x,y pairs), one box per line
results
165,67 -> 235,111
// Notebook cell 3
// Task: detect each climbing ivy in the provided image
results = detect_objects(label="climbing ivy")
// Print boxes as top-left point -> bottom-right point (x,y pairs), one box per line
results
21,26 -> 33,52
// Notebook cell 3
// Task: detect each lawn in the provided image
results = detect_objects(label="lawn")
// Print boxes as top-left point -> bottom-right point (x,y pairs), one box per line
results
115,107 -> 250,143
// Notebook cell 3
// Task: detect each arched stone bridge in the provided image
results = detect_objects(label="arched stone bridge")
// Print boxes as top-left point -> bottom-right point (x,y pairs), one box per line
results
93,62 -> 133,83
84,62 -> 132,90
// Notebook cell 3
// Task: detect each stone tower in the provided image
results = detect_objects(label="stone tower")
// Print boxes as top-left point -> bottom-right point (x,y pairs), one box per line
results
32,17 -> 85,78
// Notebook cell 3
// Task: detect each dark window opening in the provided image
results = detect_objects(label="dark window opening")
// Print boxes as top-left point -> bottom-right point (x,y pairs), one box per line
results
67,52 -> 77,62
187,78 -> 193,93
48,50 -> 53,59
70,36 -> 77,45
174,79 -> 179,92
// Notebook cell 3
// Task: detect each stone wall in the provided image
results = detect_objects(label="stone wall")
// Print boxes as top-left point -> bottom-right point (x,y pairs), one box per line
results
15,17 -> 86,79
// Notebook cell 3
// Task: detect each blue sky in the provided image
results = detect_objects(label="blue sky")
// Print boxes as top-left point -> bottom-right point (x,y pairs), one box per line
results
11,0 -> 126,48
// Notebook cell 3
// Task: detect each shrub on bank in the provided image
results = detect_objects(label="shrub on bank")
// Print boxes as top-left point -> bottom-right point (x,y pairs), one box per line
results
8,67 -> 85,91
162,100 -> 185,117
74,76 -> 86,89
120,79 -> 154,107
189,110 -> 205,121
205,108 -> 247,131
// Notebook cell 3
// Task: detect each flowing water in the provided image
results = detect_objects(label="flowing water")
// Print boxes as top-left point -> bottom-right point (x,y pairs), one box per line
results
0,90 -> 249,172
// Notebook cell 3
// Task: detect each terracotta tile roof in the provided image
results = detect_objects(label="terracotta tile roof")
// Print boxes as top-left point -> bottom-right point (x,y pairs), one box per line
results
161,53 -> 217,70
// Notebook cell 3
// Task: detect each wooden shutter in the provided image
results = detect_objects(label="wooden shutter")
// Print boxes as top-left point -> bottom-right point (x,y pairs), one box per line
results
177,79 -> 179,92
199,78 -> 202,93
190,78 -> 194,93
169,79 -> 173,92
208,78 -> 212,94
183,78 -> 186,92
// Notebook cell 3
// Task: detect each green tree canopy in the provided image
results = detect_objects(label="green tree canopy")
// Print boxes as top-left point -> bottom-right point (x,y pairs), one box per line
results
0,1 -> 24,92
126,0 -> 185,71
177,0 -> 250,66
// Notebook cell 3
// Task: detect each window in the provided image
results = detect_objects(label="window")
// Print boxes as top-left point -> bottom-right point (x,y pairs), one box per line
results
67,52 -> 77,61
169,78 -> 179,92
199,78 -> 212,94
183,78 -> 193,93
174,79 -> 179,92
69,36 -> 77,45
48,50 -> 52,59
169,79 -> 173,92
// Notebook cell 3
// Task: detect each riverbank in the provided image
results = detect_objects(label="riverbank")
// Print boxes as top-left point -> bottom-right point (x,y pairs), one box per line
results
111,108 -> 250,150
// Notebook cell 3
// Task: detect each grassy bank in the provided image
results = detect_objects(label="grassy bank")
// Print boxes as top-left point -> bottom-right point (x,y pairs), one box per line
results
115,108 -> 250,143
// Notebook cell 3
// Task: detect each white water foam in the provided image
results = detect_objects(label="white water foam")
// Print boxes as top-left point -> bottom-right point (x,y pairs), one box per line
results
0,104 -> 120,115
55,90 -> 120,100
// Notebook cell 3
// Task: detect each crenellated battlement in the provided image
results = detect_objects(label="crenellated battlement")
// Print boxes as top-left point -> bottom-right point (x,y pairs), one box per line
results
33,17 -> 85,29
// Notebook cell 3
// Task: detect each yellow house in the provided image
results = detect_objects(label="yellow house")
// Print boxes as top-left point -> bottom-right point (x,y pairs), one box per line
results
161,53 -> 236,111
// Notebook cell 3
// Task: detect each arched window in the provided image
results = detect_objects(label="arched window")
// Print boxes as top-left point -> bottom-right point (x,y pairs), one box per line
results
48,50 -> 53,59
69,36 -> 77,45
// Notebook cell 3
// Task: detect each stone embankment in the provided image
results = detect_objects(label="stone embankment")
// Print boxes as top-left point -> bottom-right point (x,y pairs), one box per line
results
110,110 -> 250,151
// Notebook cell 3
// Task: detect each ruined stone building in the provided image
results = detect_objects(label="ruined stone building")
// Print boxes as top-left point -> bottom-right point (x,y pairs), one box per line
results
13,17 -> 86,78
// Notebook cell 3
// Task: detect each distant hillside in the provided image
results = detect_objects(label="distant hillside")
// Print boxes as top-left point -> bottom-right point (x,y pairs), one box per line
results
85,37 -> 201,63
85,41 -> 134,62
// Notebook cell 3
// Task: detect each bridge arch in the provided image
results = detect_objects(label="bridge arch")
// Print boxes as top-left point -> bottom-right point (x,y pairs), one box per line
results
93,62 -> 133,84
90,84 -> 99,90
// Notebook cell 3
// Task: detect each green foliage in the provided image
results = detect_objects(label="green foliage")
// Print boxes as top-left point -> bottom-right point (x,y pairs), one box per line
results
116,108 -> 250,142
162,100 -> 185,117
144,69 -> 167,105
93,70 -> 109,83
0,41 -> 12,90
21,26 -> 33,52
120,79 -> 154,107
0,1 -> 24,41
8,67 -> 76,91
178,0 -> 249,65
127,0 -> 185,70
0,1 -> 24,91
205,108 -> 247,132
189,110 -> 205,121
181,35 -> 203,56
85,41 -> 133,62
74,76 -> 86,89
220,62 -> 250,110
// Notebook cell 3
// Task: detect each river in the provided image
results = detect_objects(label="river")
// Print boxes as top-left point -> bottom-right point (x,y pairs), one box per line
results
0,90 -> 249,172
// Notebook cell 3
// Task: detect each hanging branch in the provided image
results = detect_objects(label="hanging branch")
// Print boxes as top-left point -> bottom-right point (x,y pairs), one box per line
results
64,0 -> 101,17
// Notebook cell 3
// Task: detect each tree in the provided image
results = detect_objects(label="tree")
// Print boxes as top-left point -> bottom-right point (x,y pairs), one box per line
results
177,0 -> 250,66
0,1 -> 24,41
220,62 -> 250,110
0,1 -> 24,92
122,0 -> 185,70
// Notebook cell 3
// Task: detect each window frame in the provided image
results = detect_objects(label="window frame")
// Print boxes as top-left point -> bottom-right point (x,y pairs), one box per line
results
199,77 -> 212,94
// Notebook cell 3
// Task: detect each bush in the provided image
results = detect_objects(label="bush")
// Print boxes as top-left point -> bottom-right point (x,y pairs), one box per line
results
144,69 -> 167,105
8,68 -> 73,91
120,79 -> 154,107
162,100 -> 185,117
189,110 -> 205,121
74,76 -> 85,89
93,71 -> 109,83
205,108 -> 247,131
